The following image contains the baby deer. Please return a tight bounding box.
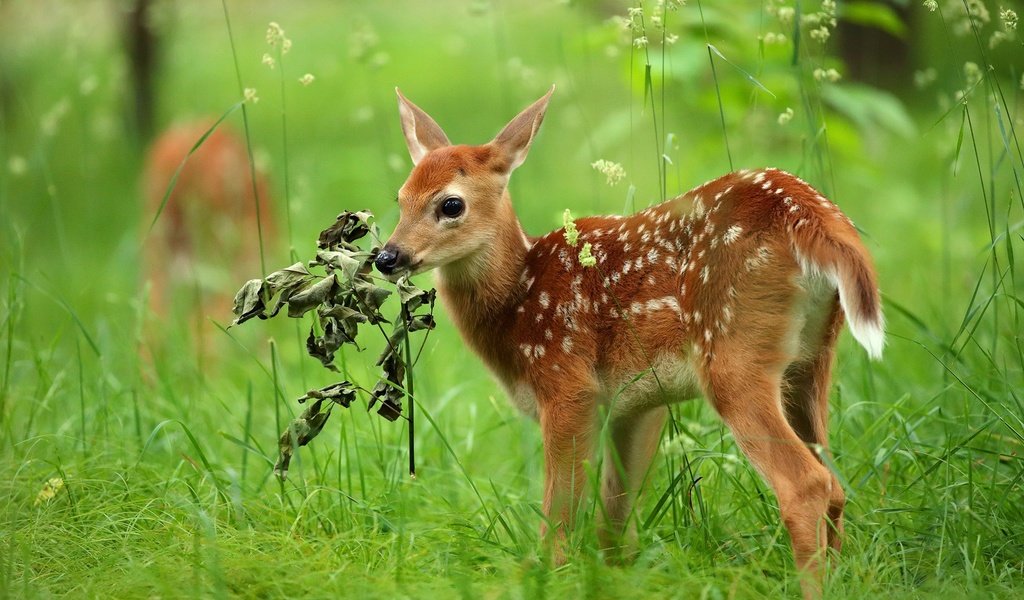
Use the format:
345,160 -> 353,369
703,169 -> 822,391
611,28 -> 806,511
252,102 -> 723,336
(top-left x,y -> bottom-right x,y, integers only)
376,88 -> 883,597
142,121 -> 274,320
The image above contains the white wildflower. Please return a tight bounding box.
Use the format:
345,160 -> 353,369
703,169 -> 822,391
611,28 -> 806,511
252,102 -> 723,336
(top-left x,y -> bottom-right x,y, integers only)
777,6 -> 795,23
923,0 -> 938,10
963,61 -> 983,87
777,107 -> 794,125
813,68 -> 841,83
1003,8 -> 1018,30
266,22 -> 286,46
914,68 -> 937,89
591,159 -> 627,186
350,26 -> 380,62
810,26 -> 830,42
298,73 -> 315,86
665,33 -> 679,44
244,87 -> 259,104
633,36 -> 649,48
262,53 -> 275,69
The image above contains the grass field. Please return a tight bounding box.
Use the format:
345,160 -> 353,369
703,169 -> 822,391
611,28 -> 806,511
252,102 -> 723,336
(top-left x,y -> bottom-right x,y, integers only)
2,1 -> 1023,598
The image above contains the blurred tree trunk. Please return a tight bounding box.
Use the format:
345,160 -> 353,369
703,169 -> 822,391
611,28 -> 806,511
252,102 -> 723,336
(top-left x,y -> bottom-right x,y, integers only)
0,0 -> 12,140
124,0 -> 158,142
837,3 -> 912,92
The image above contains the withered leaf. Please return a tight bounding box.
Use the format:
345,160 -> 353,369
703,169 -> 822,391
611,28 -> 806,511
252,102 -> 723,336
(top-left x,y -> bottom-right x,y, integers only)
368,379 -> 404,422
265,262 -> 313,295
351,278 -> 391,322
317,210 -> 375,249
231,279 -> 268,325
408,314 -> 436,332
316,249 -> 370,283
232,208 -> 439,475
287,274 -> 337,318
298,381 -> 357,407
396,276 -> 436,313
306,322 -> 345,371
274,398 -> 333,479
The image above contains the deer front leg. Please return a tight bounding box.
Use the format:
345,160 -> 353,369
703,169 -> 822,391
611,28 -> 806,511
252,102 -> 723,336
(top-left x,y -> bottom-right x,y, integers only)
538,386 -> 597,564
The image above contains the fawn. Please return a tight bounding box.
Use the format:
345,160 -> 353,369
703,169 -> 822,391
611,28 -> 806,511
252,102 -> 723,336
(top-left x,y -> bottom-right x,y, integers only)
376,88 -> 883,597
141,121 -> 274,322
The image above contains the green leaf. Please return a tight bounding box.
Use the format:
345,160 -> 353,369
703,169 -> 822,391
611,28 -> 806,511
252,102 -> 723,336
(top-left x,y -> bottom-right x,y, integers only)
821,84 -> 917,139
707,44 -> 776,98
840,2 -> 907,39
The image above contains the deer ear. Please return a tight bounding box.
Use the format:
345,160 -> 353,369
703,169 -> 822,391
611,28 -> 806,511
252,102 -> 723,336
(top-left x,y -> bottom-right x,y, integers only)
396,89 -> 451,165
489,85 -> 555,173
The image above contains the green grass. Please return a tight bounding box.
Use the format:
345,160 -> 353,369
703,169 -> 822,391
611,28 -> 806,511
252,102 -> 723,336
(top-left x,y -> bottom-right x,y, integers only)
2,1 -> 1023,598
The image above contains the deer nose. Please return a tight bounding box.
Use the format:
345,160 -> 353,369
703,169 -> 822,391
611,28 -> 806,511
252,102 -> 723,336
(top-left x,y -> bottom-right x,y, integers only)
374,245 -> 402,274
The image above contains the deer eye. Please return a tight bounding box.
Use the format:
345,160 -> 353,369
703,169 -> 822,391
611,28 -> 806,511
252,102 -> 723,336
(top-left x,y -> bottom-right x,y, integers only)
439,196 -> 465,219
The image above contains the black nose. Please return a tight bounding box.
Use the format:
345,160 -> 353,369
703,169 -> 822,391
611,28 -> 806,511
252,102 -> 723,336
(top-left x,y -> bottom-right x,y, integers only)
374,246 -> 400,274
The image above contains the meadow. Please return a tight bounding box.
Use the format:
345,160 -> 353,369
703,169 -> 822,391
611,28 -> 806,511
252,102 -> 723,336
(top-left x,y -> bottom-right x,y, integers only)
1,1 -> 1022,598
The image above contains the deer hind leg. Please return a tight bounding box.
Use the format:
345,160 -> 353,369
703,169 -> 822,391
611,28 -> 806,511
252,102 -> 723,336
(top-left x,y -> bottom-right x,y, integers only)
599,405 -> 667,561
704,354 -> 833,598
782,299 -> 847,552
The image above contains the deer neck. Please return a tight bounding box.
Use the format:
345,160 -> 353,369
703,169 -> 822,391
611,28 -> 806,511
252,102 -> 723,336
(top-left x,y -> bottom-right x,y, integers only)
435,193 -> 529,379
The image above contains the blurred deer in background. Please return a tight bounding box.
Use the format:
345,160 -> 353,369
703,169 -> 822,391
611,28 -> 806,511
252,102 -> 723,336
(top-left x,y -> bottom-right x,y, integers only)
375,88 -> 883,598
141,121 -> 274,336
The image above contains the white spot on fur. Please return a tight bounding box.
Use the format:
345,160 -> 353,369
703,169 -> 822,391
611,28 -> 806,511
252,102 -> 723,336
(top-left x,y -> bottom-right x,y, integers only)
723,225 -> 742,244
745,246 -> 772,270
693,196 -> 706,217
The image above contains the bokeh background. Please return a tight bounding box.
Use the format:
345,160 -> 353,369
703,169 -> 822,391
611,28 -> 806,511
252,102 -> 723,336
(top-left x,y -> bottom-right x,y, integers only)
1,1 -> 1022,597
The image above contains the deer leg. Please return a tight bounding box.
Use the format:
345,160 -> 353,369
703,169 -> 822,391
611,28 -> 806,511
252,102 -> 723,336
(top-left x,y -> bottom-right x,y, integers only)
599,405 -> 667,561
782,303 -> 846,551
705,362 -> 833,599
538,388 -> 597,564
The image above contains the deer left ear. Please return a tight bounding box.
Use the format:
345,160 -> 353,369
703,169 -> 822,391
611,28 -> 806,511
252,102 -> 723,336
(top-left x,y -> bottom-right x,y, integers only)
489,85 -> 555,173
396,88 -> 451,165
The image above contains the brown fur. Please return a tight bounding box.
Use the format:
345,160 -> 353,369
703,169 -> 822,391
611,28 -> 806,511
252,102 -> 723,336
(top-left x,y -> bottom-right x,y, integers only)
385,90 -> 883,599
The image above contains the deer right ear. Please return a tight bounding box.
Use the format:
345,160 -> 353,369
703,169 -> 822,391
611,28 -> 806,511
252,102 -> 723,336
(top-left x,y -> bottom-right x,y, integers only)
396,89 -> 451,165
